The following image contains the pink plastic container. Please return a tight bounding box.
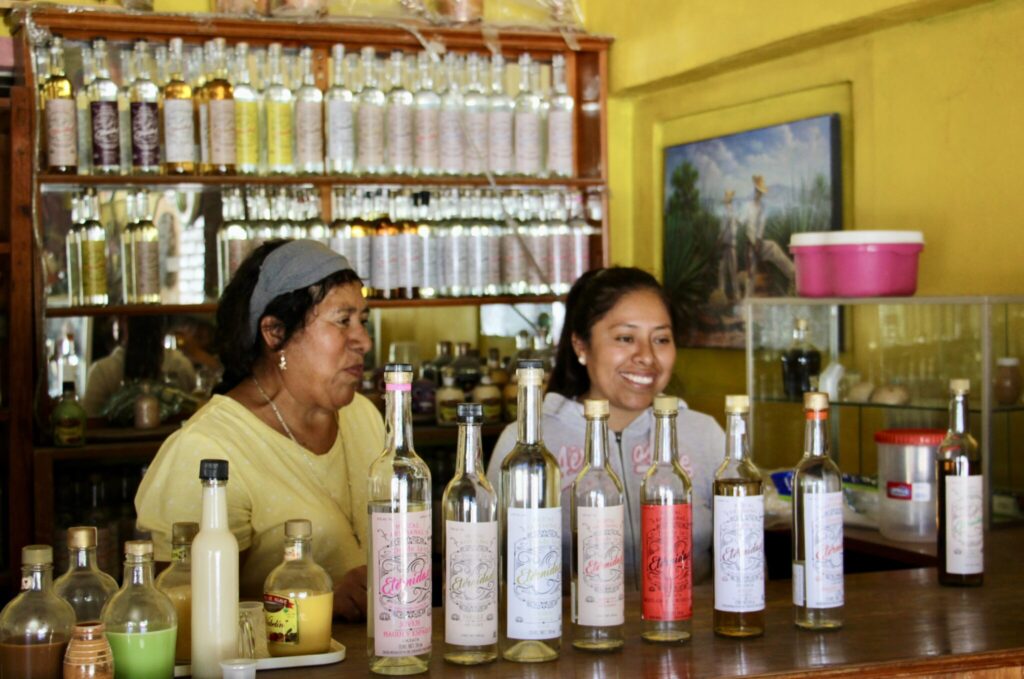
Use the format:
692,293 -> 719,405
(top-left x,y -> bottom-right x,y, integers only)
790,231 -> 924,297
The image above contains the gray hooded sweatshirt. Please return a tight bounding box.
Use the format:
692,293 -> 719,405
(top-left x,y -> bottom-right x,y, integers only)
486,392 -> 726,590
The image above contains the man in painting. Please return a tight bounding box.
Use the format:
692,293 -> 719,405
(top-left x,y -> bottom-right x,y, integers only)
743,175 -> 795,295
717,190 -> 740,302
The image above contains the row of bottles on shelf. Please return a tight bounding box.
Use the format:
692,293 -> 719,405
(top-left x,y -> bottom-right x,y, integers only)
40,33 -> 578,179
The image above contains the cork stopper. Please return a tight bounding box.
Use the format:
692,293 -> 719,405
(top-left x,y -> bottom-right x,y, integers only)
517,359 -> 544,386
653,394 -> 678,415
68,526 -> 98,549
285,519 -> 312,538
125,540 -> 153,557
583,399 -> 609,418
949,378 -> 970,394
803,391 -> 829,411
22,545 -> 53,566
171,522 -> 199,545
384,363 -> 414,384
725,395 -> 750,414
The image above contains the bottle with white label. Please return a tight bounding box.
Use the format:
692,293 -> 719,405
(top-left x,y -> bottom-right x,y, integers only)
499,359 -> 561,662
232,42 -> 260,176
937,378 -> 983,586
294,47 -> 324,175
442,403 -> 498,665
191,459 -> 239,679
264,43 -> 294,176
439,53 -> 464,175
713,395 -> 765,638
131,191 -> 160,304
81,190 -> 109,305
129,40 -> 161,175
263,519 -> 333,657
357,47 -> 386,175
42,36 -> 77,174
413,52 -> 440,176
792,392 -> 843,630
162,38 -> 195,175
384,50 -> 414,175
571,399 -> 624,651
513,53 -> 543,177
202,38 -> 236,176
325,44 -> 355,175
546,54 -> 575,177
462,53 -> 489,175
488,55 -> 514,176
367,364 -> 432,675
88,39 -> 121,176
639,394 -> 692,643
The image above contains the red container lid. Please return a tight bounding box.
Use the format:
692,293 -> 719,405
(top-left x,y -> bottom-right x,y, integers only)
874,428 -> 946,445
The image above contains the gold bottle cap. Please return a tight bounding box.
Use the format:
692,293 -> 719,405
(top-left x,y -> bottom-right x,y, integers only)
653,394 -> 678,415
68,526 -> 98,549
803,391 -> 829,411
383,364 -> 414,384
285,519 -> 313,538
725,395 -> 750,414
950,378 -> 970,394
125,540 -> 153,557
583,399 -> 609,418
172,522 -> 200,545
22,545 -> 53,566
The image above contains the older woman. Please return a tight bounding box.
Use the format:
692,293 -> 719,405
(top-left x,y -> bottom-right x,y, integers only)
136,240 -> 380,621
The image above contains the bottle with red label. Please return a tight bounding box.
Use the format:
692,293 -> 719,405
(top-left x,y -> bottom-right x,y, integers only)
367,364 -> 432,674
937,378 -> 983,587
792,392 -> 843,630
571,399 -> 625,650
639,394 -> 693,643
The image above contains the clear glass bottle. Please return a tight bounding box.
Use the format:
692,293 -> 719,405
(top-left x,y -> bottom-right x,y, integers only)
385,50 -> 414,175
367,364 -> 432,675
102,541 -> 177,678
499,359 -> 561,662
546,54 -> 575,177
216,190 -> 248,295
233,42 -> 261,176
937,378 -> 983,586
513,53 -> 543,177
121,191 -> 139,304
461,52 -> 489,175
194,42 -> 211,169
131,191 -> 160,304
162,37 -> 196,175
571,399 -> 625,651
54,526 -> 119,622
51,380 -> 87,447
792,391 -> 843,630
413,51 -> 440,176
712,395 -> 765,638
65,194 -> 84,306
370,189 -> 400,300
357,47 -> 386,175
781,318 -> 822,400
488,54 -> 513,176
81,190 -> 109,305
439,53 -> 464,176
0,545 -> 76,677
202,38 -> 236,176
264,519 -> 334,657
639,394 -> 692,643
117,48 -> 135,173
264,43 -> 295,175
129,40 -> 161,174
442,403 -> 498,665
294,46 -> 324,175
325,44 -> 356,175
88,38 -> 121,175
155,521 -> 199,664
42,35 -> 77,174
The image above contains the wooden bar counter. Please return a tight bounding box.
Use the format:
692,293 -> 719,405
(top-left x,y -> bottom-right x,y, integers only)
272,528 -> 1024,678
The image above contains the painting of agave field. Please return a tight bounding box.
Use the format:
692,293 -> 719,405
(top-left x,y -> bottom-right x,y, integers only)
662,114 -> 842,348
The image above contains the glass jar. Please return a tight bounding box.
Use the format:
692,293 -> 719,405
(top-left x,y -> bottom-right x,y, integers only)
994,357 -> 1022,406
53,526 -> 120,622
263,519 -> 333,657
64,621 -> 115,679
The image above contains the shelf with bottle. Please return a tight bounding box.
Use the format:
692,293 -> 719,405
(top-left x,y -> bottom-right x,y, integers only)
38,174 -> 606,188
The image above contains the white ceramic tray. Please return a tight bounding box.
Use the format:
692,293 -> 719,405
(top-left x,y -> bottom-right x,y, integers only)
173,640 -> 346,676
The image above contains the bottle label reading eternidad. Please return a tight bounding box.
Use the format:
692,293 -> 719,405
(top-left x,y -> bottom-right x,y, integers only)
713,495 -> 765,613
264,593 -> 299,645
641,503 -> 692,621
445,520 -> 498,646
576,505 -> 625,627
506,506 -> 561,640
945,475 -> 984,575
327,99 -> 355,164
797,491 -> 844,608
371,509 -> 432,657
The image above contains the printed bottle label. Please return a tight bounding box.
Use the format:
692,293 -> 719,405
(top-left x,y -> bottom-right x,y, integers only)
45,99 -> 77,167
326,98 -> 355,166
372,510 -> 432,657
357,103 -> 384,171
208,99 -> 236,166
576,505 -> 625,627
295,100 -> 323,168
198,102 -> 209,164
266,101 -> 294,169
90,100 -> 120,168
945,475 -> 984,575
439,108 -> 464,173
445,520 -> 498,646
464,109 -> 488,173
371,233 -> 397,291
506,506 -> 561,640
134,240 -> 160,298
488,109 -> 513,173
514,111 -> 541,175
264,593 -> 299,645
713,495 -> 765,613
414,107 -> 439,171
800,491 -> 844,608
82,240 -> 108,298
130,101 -> 160,168
234,100 -> 259,168
163,98 -> 196,164
641,503 -> 692,622
546,109 -> 574,176
386,104 -> 413,171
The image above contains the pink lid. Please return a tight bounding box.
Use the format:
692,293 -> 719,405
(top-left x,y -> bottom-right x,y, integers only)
874,428 -> 945,445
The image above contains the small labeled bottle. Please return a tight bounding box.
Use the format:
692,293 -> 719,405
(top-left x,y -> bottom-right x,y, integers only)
792,392 -> 843,630
54,526 -> 119,622
264,519 -> 334,657
88,38 -> 121,175
0,545 -> 76,678
326,44 -> 356,175
102,541 -> 178,679
357,47 -> 386,175
937,379 -> 983,586
781,318 -> 822,400
367,364 -> 432,675
571,398 -> 625,651
52,381 -> 87,447
202,38 -> 236,176
162,37 -> 195,175
640,394 -> 693,643
442,403 -> 498,665
42,35 -> 77,174
155,521 -> 199,664
129,40 -> 161,175
713,395 -> 765,638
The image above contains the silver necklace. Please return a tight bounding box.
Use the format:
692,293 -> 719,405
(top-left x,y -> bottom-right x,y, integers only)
252,375 -> 298,444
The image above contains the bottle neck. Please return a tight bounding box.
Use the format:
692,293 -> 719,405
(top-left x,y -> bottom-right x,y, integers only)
332,54 -> 345,89
455,420 -> 483,476
384,384 -> 415,454
803,410 -> 830,458
123,556 -> 155,587
70,546 -> 100,571
21,565 -> 53,593
201,479 -> 229,530
654,412 -> 677,464
170,542 -> 192,565
552,62 -> 567,95
49,46 -> 66,79
283,537 -> 311,562
584,415 -> 609,469
948,393 -> 969,435
725,411 -> 749,462
517,381 -> 543,445
518,61 -> 530,94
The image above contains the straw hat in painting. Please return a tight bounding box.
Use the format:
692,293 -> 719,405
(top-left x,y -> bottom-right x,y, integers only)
753,175 -> 768,194
723,190 -> 735,204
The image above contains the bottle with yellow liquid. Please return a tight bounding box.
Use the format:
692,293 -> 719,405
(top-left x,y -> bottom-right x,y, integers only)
232,42 -> 260,176
155,521 -> 199,664
201,38 -> 235,176
161,38 -> 195,175
41,35 -> 77,174
264,43 -> 294,176
263,519 -> 333,657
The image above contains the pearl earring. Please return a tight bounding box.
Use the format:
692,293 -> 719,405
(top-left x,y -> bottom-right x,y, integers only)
578,355 -> 586,366
278,351 -> 288,372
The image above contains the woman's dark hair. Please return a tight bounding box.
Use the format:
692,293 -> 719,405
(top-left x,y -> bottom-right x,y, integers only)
214,240 -> 362,393
123,316 -> 164,382
547,267 -> 681,399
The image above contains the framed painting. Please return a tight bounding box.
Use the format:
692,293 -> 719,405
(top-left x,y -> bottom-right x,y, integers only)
663,114 -> 842,349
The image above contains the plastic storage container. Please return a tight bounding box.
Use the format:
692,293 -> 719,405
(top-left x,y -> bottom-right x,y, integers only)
790,231 -> 924,297
874,428 -> 944,542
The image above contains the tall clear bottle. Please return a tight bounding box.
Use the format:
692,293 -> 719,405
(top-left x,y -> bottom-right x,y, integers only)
546,54 -> 575,177
413,52 -> 440,176
42,36 -> 77,174
53,526 -> 119,622
385,50 -> 414,175
88,38 -> 121,175
357,47 -> 386,175
639,394 -> 693,643
66,194 -> 85,305
155,521 -> 199,664
264,519 -> 334,657
162,38 -> 196,175
81,189 -> 109,305
438,53 -> 464,175
202,38 -> 236,176
102,541 -> 177,679
233,42 -> 261,176
326,44 -> 355,175
442,403 -> 498,665
488,54 -> 514,176
191,459 -> 239,678
264,43 -> 295,175
499,359 -> 561,662
513,53 -> 543,177
0,545 -> 76,677
571,399 -> 625,651
792,392 -> 843,630
76,44 -> 95,175
937,378 -> 983,586
462,53 -> 489,175
367,364 -> 432,675
120,192 -> 139,305
129,40 -> 161,174
713,395 -> 765,638
294,47 -> 324,174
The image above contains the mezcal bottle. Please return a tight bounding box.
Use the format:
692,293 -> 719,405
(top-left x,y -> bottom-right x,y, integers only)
53,526 -> 119,622
442,403 -> 498,665
357,47 -> 386,175
571,399 -> 625,651
233,42 -> 261,176
265,43 -> 294,175
131,191 -> 160,304
385,50 -> 414,175
294,46 -> 324,175
88,39 -> 121,175
546,54 -> 575,177
513,53 -> 543,177
162,38 -> 196,175
413,52 -> 440,176
792,392 -> 844,630
937,379 -> 983,586
499,359 -> 561,662
42,35 -> 77,174
81,189 -> 109,305
488,54 -> 513,175
263,519 -> 333,657
66,194 -> 84,305
202,38 -> 235,176
438,53 -> 464,175
129,40 -> 161,175
368,364 -> 432,675
462,52 -> 489,175
325,44 -> 355,175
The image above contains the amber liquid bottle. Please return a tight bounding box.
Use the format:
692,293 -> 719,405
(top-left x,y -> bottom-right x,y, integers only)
42,36 -> 77,174
162,37 -> 195,175
937,378 -> 983,586
201,38 -> 235,176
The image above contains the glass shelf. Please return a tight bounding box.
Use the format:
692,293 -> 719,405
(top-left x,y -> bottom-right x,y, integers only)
38,173 -> 606,189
